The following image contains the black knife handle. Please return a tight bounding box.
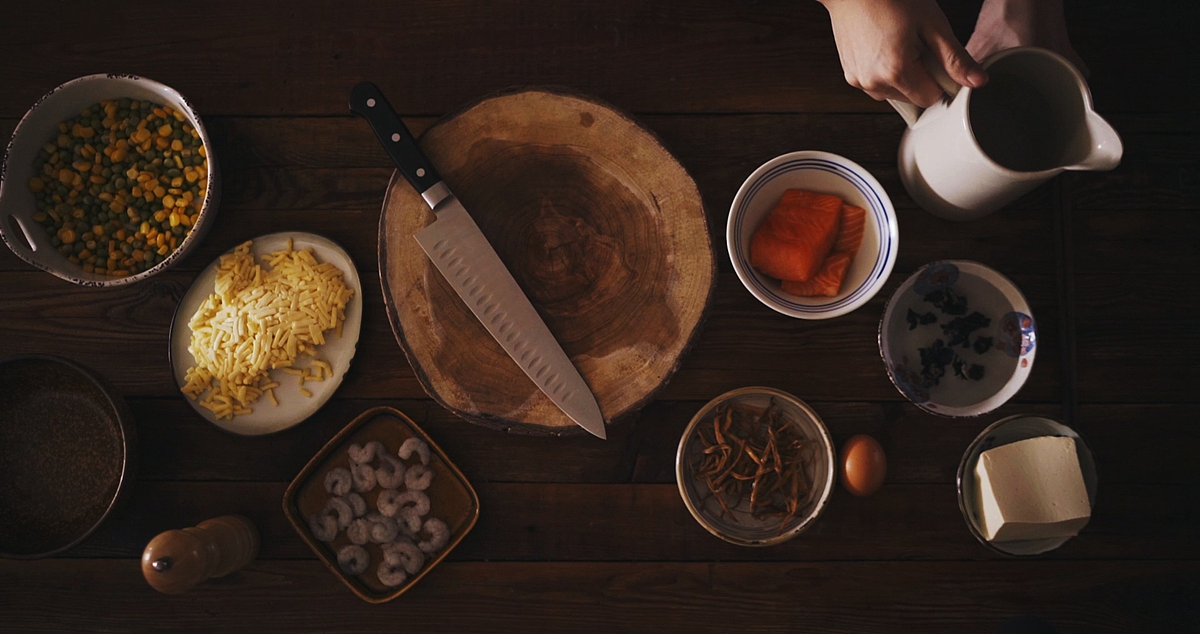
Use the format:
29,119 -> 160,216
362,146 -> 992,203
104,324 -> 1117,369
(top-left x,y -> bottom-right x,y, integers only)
349,81 -> 442,194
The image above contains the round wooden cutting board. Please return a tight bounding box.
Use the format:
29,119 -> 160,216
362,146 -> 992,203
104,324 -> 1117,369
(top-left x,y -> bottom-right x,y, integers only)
379,88 -> 715,435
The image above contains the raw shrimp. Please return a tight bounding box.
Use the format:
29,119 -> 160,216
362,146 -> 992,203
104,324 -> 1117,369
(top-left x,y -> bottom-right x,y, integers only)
351,461 -> 377,493
418,518 -> 449,554
404,463 -> 433,491
398,507 -> 422,535
344,492 -> 367,518
348,440 -> 388,464
375,560 -> 408,588
324,496 -> 354,530
398,437 -> 430,466
398,490 -> 430,517
307,513 -> 338,542
369,515 -> 400,544
337,544 -> 370,576
375,454 -> 406,489
324,467 -> 352,496
346,517 -> 372,545
376,488 -> 403,518
383,539 -> 425,575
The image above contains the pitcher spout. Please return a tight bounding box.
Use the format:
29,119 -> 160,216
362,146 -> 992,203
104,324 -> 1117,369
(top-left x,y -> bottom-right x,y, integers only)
1066,111 -> 1123,171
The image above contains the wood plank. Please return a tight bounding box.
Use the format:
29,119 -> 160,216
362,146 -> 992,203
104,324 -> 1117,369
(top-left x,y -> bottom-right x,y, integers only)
1073,274 -> 1200,403
68,480 -> 1197,563
122,398 -> 1195,487
0,271 -> 1064,401
1,559 -> 1195,632
1065,135 -> 1199,211
1,115 -> 1063,275
128,399 -> 1066,484
1,0 -> 1192,117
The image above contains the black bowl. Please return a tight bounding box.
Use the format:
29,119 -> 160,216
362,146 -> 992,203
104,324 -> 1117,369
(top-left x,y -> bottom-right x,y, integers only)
0,355 -> 137,558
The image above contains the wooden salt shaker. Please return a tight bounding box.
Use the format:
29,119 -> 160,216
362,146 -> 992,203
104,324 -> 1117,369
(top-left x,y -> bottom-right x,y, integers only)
141,515 -> 260,594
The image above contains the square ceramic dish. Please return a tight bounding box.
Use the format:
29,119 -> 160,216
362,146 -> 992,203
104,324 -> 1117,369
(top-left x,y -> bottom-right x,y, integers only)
283,406 -> 479,603
675,387 -> 835,547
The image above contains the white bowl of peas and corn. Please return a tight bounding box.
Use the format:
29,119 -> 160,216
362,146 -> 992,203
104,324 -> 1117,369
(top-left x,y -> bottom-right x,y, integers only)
0,74 -> 218,285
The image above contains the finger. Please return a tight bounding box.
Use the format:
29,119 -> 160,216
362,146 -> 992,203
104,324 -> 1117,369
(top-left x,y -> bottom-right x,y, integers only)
891,64 -> 943,109
926,27 -> 988,89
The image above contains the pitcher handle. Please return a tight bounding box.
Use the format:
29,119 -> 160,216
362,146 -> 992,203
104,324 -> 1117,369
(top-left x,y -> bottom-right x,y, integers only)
887,55 -> 963,128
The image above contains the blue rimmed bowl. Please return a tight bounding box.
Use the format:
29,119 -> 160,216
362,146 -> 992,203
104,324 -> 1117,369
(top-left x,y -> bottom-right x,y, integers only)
879,260 -> 1037,417
727,151 -> 898,320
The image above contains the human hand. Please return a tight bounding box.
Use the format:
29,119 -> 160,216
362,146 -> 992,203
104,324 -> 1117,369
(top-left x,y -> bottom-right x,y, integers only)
966,0 -> 1088,76
818,0 -> 987,107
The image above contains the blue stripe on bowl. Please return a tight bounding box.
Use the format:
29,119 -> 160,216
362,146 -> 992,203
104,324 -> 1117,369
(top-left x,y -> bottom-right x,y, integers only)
734,158 -> 893,313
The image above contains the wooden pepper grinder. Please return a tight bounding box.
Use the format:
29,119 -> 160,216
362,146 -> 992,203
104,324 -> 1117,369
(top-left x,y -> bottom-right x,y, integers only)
141,515 -> 260,594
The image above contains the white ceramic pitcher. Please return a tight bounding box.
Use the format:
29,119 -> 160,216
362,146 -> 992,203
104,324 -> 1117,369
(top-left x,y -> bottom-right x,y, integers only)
893,47 -> 1123,221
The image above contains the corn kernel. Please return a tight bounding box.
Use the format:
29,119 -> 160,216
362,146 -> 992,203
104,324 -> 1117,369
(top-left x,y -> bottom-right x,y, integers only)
173,155 -> 183,169
109,201 -> 124,214
28,178 -> 44,192
78,248 -> 92,259
111,148 -> 127,162
169,211 -> 180,227
157,244 -> 169,256
140,221 -> 150,234
162,195 -> 175,208
170,139 -> 183,151
170,176 -> 183,188
157,124 -> 172,136
131,186 -> 143,197
133,249 -> 145,263
153,210 -> 167,222
99,192 -> 114,201
198,145 -> 206,157
155,137 -> 169,150
90,175 -> 106,184
58,169 -> 73,184
153,186 -> 165,198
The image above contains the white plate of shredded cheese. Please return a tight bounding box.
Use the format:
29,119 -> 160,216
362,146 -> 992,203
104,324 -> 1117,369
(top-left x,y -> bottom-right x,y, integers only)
170,232 -> 363,435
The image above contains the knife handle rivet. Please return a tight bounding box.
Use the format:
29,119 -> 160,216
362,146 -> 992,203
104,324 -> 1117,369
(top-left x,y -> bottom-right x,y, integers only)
417,168 -> 426,177
391,132 -> 401,142
366,98 -> 376,107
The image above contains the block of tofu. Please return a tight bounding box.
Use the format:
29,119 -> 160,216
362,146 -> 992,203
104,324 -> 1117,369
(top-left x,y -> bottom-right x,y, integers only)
974,436 -> 1091,543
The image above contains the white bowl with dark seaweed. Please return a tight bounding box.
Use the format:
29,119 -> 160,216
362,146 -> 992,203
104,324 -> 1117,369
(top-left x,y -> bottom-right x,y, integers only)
878,260 -> 1036,417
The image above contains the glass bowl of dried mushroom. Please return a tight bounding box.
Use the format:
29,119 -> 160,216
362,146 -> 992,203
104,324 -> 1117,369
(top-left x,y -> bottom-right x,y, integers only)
879,260 -> 1037,417
675,387 -> 836,547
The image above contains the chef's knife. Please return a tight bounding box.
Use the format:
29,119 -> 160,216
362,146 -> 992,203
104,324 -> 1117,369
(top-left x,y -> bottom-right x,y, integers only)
350,81 -> 607,440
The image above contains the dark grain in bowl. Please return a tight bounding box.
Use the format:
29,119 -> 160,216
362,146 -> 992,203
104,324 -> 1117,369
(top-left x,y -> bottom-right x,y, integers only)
0,355 -> 135,558
283,406 -> 479,603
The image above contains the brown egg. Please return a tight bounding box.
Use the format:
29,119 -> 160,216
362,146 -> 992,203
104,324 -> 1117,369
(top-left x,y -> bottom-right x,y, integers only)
841,434 -> 887,497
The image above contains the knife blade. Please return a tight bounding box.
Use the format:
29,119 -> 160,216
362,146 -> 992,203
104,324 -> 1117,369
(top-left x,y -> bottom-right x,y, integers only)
350,81 -> 606,439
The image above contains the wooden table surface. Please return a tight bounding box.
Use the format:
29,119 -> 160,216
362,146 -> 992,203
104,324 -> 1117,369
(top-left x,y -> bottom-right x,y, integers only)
1,1 -> 1196,631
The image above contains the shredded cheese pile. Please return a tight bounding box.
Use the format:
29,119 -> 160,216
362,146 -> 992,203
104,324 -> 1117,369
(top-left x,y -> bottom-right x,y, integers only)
181,239 -> 354,419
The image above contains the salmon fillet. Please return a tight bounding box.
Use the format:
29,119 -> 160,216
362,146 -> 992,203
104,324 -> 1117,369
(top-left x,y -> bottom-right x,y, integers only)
749,191 -> 842,282
782,203 -> 867,297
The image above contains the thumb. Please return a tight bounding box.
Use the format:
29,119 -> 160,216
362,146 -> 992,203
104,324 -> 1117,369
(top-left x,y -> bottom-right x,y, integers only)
926,28 -> 988,89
